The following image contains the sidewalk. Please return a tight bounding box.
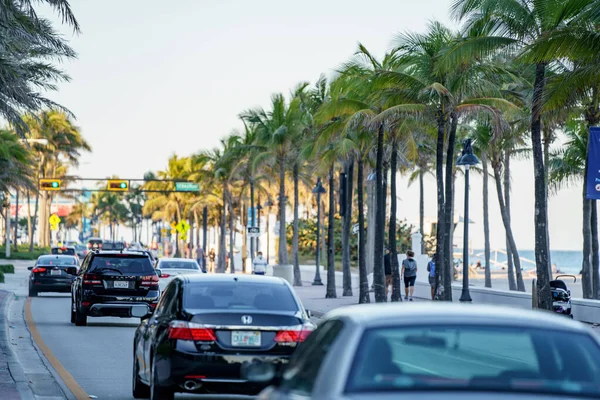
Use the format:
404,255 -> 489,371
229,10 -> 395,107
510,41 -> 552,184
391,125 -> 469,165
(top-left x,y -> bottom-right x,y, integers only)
0,290 -> 23,400
273,264 -> 428,318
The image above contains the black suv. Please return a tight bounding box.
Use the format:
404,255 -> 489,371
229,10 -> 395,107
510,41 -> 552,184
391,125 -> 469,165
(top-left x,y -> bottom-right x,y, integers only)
71,251 -> 160,326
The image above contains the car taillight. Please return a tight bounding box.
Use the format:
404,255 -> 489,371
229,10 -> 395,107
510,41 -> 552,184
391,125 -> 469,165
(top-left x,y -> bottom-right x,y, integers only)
32,267 -> 46,273
83,273 -> 102,285
168,321 -> 216,341
274,325 -> 314,343
141,275 -> 159,286
159,273 -> 170,278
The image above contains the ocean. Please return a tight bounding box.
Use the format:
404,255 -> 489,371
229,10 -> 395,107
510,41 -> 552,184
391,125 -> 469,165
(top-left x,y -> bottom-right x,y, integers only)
470,249 -> 583,275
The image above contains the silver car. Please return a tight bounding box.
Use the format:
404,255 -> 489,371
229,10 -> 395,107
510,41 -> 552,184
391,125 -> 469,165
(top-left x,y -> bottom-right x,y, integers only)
156,257 -> 203,290
246,303 -> 600,399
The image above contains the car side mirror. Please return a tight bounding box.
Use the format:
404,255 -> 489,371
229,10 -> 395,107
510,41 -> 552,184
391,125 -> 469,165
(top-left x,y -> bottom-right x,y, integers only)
305,309 -> 312,318
27,266 -> 33,271
155,269 -> 162,277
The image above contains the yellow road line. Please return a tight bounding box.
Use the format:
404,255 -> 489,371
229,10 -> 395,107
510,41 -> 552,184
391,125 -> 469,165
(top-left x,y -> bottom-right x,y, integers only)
25,297 -> 89,400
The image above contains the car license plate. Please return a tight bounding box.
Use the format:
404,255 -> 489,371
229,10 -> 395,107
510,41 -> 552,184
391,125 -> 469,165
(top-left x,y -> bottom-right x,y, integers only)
231,331 -> 261,347
113,281 -> 129,289
50,269 -> 61,276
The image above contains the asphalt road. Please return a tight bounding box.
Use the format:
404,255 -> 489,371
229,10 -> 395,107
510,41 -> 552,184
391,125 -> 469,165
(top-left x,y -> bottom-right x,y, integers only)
30,293 -> 252,399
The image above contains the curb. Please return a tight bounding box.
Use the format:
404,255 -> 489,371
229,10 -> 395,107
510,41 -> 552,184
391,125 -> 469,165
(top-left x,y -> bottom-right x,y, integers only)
0,291 -> 36,400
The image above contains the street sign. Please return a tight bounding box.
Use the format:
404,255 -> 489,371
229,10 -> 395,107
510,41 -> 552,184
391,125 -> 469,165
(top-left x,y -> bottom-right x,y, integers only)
161,228 -> 167,235
176,221 -> 190,234
352,223 -> 359,235
107,180 -> 129,191
170,229 -> 177,235
175,182 -> 200,192
180,234 -> 188,241
170,221 -> 177,229
49,214 -> 61,225
40,179 -> 61,191
247,227 -> 260,238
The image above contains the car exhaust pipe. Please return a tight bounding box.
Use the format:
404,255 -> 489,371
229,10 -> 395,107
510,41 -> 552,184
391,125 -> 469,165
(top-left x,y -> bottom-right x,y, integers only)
183,380 -> 201,391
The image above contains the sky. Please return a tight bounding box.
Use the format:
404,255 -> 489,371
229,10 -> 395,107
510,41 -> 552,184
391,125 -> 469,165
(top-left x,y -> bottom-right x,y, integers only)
37,0 -> 585,251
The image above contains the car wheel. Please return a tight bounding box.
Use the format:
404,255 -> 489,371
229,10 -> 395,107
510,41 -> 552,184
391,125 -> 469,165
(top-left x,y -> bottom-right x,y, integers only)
132,348 -> 150,398
150,355 -> 174,400
74,303 -> 87,327
70,301 -> 76,324
29,287 -> 38,297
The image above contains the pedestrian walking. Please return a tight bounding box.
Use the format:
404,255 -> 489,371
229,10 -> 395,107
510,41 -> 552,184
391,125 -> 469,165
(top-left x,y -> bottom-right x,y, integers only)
384,247 -> 392,298
401,250 -> 418,301
427,253 -> 436,300
195,245 -> 205,272
253,251 -> 268,275
208,248 -> 216,273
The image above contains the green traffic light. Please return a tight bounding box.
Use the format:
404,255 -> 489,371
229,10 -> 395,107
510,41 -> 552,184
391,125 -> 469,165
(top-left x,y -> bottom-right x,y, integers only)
120,182 -> 127,189
52,182 -> 58,188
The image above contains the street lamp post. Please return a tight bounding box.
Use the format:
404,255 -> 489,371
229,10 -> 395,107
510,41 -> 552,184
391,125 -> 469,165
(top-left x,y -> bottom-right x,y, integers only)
264,200 -> 273,265
256,203 -> 263,253
457,138 -> 480,302
312,178 -> 326,286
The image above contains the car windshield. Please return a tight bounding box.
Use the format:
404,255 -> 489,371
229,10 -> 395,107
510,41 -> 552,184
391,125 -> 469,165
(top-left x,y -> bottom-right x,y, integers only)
37,256 -> 77,266
345,324 -> 600,397
183,281 -> 299,312
88,255 -> 154,275
159,260 -> 199,270
51,247 -> 75,255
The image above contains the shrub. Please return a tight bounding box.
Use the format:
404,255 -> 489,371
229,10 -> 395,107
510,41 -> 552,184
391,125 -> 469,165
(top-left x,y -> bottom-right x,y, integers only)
0,264 -> 14,273
0,271 -> 4,283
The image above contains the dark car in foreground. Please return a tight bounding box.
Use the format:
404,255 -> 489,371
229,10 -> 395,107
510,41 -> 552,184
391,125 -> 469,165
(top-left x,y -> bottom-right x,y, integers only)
28,255 -> 79,297
246,303 -> 600,400
70,251 -> 160,326
132,274 -> 314,400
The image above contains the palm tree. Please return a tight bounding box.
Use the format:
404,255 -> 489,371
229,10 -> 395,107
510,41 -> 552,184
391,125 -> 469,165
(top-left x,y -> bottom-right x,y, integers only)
0,131 -> 35,194
242,93 -> 304,268
0,0 -> 79,136
451,0 -> 598,309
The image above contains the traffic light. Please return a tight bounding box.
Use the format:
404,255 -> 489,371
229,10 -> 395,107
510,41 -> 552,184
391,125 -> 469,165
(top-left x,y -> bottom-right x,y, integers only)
107,180 -> 129,191
40,178 -> 61,191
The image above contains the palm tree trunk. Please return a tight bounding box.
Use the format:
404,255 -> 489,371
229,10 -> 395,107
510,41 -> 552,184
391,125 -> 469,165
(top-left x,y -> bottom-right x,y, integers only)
326,164 -> 337,299
389,143 -> 401,302
341,158 -> 353,296
434,109 -> 447,300
374,124 -> 386,302
357,159 -> 370,304
592,201 -> 599,299
419,169 -> 425,254
443,113 -> 457,294
493,166 -> 524,291
229,198 -> 235,274
481,154 -> 492,288
505,152 -> 525,291
218,187 -> 227,273
532,62 -> 552,310
278,156 -> 289,265
582,190 -> 593,299
504,154 -> 517,290
292,164 -> 302,286
366,178 -> 376,277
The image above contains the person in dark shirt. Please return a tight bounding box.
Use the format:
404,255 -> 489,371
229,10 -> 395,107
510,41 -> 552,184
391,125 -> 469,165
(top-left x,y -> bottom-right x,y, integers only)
384,247 -> 392,298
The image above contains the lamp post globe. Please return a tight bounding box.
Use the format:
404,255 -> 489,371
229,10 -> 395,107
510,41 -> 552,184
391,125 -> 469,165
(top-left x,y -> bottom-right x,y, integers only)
456,138 -> 480,302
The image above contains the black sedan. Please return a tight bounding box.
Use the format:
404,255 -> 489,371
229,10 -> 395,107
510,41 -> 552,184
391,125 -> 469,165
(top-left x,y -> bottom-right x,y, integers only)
28,255 -> 79,297
132,274 -> 314,400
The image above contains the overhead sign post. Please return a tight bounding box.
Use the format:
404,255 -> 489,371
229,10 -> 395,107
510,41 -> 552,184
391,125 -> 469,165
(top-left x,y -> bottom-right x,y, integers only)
247,227 -> 260,238
175,182 -> 200,192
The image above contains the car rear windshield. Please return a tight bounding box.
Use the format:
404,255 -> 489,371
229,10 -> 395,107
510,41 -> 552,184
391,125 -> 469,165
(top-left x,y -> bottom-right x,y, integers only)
88,255 -> 154,275
51,247 -> 75,255
183,281 -> 299,312
160,261 -> 199,270
345,324 -> 600,397
38,256 -> 77,266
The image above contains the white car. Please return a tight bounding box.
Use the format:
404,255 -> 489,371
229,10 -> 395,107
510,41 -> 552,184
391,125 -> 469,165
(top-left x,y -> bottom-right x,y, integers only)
156,258 -> 203,289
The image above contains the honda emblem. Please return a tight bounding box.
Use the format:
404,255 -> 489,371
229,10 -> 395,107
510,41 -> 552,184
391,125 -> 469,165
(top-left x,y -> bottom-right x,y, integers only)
241,315 -> 252,324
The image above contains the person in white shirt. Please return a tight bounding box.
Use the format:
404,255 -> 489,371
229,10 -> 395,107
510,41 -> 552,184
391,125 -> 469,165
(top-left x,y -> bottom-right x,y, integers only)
253,252 -> 268,275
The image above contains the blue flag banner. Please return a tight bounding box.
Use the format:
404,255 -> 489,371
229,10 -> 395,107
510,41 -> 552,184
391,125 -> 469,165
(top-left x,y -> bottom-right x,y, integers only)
586,127 -> 600,199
